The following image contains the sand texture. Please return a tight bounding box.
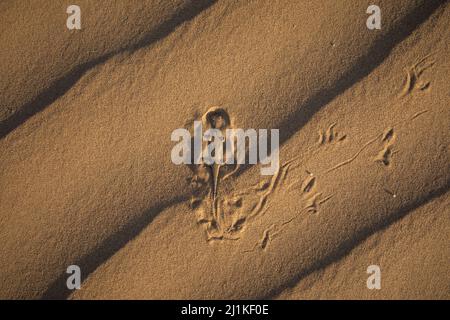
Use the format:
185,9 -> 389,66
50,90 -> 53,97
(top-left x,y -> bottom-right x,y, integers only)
0,0 -> 449,299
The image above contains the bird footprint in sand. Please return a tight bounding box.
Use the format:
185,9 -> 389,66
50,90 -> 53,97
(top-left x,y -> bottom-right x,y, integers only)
399,54 -> 434,97
318,123 -> 346,145
374,128 -> 397,166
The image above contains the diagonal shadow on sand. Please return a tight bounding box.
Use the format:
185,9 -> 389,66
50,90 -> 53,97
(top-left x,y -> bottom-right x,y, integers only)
265,183 -> 450,299
0,0 -> 218,139
41,194 -> 189,299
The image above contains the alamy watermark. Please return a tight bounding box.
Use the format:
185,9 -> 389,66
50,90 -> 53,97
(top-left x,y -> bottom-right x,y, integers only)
171,108 -> 279,175
66,265 -> 81,290
367,264 -> 381,290
366,5 -> 381,30
66,5 -> 81,30
171,122 -> 279,175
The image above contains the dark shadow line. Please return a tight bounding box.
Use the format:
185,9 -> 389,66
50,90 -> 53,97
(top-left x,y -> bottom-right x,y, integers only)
214,0 -> 446,183
0,54 -> 110,139
41,194 -> 189,300
263,181 -> 450,300
0,0 -> 217,139
276,0 -> 445,145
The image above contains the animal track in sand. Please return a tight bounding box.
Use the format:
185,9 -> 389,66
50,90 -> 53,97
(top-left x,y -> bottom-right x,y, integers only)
288,169 -> 333,216
188,107 -> 286,241
190,107 -> 431,243
399,54 -> 434,97
240,108 -> 428,251
192,167 -> 288,241
324,134 -> 381,174
318,123 -> 346,145
243,224 -> 281,253
244,168 -> 333,253
302,175 -> 316,193
374,128 -> 397,166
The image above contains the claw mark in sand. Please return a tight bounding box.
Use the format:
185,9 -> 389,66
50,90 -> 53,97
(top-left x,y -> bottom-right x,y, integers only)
399,54 -> 434,97
304,192 -> 333,214
243,225 -> 281,253
374,128 -> 397,166
382,128 -> 394,142
302,175 -> 316,193
374,145 -> 393,166
259,225 -> 281,250
318,123 -> 346,145
287,169 -> 315,191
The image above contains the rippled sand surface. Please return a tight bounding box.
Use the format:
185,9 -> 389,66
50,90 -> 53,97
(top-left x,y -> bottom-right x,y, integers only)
0,0 -> 448,299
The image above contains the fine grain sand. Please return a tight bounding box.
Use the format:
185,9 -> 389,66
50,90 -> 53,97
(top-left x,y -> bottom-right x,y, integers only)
0,0 -> 449,299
